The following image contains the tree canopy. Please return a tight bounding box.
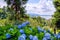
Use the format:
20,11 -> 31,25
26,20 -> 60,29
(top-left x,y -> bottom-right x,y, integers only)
4,0 -> 28,20
53,0 -> 60,29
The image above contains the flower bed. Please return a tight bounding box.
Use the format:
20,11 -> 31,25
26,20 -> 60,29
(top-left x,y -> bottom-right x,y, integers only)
0,21 -> 60,40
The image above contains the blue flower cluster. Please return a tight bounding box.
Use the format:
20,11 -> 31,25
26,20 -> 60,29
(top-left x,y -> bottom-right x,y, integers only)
6,33 -> 11,39
33,36 -> 38,40
37,26 -> 44,32
43,33 -> 51,40
56,33 -> 60,39
18,34 -> 26,40
5,21 -> 60,40
18,21 -> 29,28
29,35 -> 33,40
29,35 -> 38,40
19,29 -> 24,34
18,35 -> 25,40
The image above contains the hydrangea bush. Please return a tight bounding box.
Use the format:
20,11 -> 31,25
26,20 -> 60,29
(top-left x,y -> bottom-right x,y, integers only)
0,21 -> 60,40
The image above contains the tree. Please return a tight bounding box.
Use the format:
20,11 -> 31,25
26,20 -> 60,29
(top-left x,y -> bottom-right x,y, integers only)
53,0 -> 60,29
4,0 -> 28,20
0,7 -> 7,19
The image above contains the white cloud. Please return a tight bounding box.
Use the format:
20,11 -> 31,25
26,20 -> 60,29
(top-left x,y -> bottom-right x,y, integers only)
0,0 -> 56,19
0,0 -> 7,8
25,0 -> 56,19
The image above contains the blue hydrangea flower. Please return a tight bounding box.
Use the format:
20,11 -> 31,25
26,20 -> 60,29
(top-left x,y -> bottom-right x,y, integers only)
37,27 -> 41,32
21,23 -> 26,27
18,25 -> 22,29
25,21 -> 30,25
44,33 -> 51,39
29,35 -> 33,40
6,33 -> 11,39
43,30 -> 46,33
18,35 -> 25,40
18,21 -> 29,28
21,34 -> 26,38
19,29 -> 24,34
37,26 -> 43,32
54,34 -> 57,37
33,36 -> 38,40
57,33 -> 60,38
43,37 -> 47,40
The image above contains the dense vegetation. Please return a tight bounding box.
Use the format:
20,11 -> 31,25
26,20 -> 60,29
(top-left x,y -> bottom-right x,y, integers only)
0,21 -> 60,40
53,0 -> 60,29
0,0 -> 60,40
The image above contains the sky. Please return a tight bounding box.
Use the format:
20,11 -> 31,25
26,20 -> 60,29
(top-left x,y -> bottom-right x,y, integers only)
0,0 -> 7,8
0,0 -> 56,19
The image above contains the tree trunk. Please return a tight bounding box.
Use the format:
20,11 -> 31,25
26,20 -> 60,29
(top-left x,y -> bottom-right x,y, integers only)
54,27 -> 56,34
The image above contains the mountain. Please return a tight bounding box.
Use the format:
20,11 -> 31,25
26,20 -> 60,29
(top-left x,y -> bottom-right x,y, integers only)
27,13 -> 40,17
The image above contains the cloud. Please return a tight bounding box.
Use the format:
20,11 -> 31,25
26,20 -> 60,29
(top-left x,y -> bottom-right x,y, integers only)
0,0 -> 7,8
25,0 -> 56,19
0,0 -> 56,19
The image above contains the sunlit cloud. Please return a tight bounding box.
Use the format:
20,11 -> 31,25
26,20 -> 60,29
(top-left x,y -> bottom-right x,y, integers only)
0,0 -> 7,8
0,0 -> 56,19
26,0 -> 56,19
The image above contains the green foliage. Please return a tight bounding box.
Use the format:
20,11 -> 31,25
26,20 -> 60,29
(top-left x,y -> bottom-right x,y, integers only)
53,0 -> 60,29
0,0 -> 46,27
0,8 -> 7,19
4,0 -> 28,20
0,24 -> 20,40
28,16 -> 46,27
36,32 -> 44,40
0,24 -> 58,40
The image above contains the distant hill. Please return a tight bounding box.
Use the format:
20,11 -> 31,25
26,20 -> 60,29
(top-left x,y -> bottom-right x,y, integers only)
28,13 -> 40,17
